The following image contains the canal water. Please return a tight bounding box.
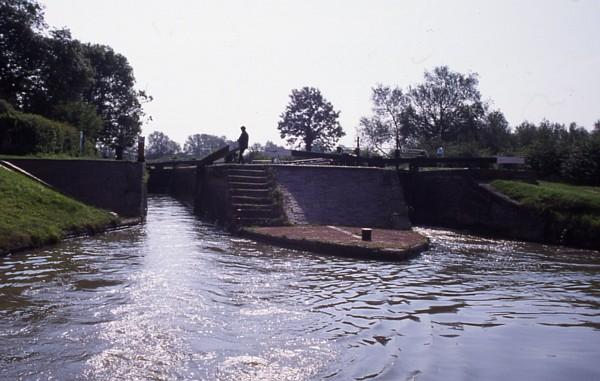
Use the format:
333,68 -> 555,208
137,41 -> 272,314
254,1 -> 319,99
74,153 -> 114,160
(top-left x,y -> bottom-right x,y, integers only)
1,195 -> 599,381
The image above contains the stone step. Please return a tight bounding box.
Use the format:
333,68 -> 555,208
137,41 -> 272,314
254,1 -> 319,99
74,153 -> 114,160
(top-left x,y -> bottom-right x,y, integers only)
233,216 -> 285,227
228,169 -> 267,177
228,181 -> 271,190
228,175 -> 268,184
232,203 -> 274,210
232,207 -> 280,218
231,195 -> 272,205
232,202 -> 278,209
230,188 -> 271,197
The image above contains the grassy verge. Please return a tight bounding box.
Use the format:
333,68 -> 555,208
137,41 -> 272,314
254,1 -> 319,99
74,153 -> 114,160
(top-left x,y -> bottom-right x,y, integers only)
490,180 -> 600,248
0,167 -> 119,254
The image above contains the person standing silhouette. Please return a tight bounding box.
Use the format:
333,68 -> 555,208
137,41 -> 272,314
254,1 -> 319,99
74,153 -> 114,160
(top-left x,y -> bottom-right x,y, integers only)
237,125 -> 249,163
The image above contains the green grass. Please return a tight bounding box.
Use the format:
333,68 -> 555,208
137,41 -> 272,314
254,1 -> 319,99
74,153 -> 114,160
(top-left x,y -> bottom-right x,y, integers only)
490,180 -> 600,213
490,180 -> 600,247
0,167 -> 119,254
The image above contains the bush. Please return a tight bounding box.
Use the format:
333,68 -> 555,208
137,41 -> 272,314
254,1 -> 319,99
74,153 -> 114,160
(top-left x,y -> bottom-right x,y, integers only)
0,99 -> 16,114
0,101 -> 80,155
560,139 -> 600,185
52,101 -> 103,141
525,141 -> 564,178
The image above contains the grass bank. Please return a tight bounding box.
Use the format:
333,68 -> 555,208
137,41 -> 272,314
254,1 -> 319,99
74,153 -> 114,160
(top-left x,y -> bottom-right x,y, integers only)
0,167 -> 119,255
490,180 -> 600,249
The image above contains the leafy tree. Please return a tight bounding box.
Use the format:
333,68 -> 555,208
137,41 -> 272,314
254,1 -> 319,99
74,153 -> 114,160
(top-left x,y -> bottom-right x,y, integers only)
478,110 -> 512,154
560,140 -> 600,185
564,122 -> 589,146
29,29 -> 94,116
359,85 -> 407,156
0,2 -> 92,114
145,131 -> 181,160
0,0 -> 150,159
83,44 -> 151,160
51,101 -> 103,145
515,120 -> 568,177
264,141 -> 280,151
403,66 -> 487,144
0,0 -> 46,108
512,121 -> 538,148
183,133 -> 228,157
245,142 -> 265,162
277,87 -> 344,151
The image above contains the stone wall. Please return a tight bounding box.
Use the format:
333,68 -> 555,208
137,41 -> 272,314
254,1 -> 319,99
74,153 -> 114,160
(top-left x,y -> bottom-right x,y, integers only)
195,165 -> 233,225
272,165 -> 410,229
7,159 -> 146,217
168,166 -> 197,208
400,170 -> 546,241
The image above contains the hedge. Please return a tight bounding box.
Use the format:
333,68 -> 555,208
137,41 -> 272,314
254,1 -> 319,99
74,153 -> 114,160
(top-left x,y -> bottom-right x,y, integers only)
0,100 -> 80,155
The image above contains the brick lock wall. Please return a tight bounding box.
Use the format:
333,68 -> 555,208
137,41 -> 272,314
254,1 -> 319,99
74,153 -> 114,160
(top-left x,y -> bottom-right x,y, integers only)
403,170 -> 546,241
7,159 -> 145,217
272,165 -> 411,229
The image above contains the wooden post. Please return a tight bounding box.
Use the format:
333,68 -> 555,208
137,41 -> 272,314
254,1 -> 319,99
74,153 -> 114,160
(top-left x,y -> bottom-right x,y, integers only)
138,136 -> 145,162
361,228 -> 372,241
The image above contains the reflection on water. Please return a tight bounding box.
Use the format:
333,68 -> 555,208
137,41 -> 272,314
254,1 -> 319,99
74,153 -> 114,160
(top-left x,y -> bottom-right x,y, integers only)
1,196 -> 599,380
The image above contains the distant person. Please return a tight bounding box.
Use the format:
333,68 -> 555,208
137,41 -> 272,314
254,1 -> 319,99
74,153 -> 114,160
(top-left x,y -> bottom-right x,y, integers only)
237,125 -> 249,163
436,146 -> 445,158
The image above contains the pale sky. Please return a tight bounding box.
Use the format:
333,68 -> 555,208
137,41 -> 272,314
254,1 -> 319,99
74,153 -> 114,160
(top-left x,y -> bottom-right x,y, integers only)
42,0 -> 600,148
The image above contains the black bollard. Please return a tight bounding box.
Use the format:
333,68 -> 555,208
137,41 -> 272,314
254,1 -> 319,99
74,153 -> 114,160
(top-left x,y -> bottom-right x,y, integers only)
361,228 -> 372,241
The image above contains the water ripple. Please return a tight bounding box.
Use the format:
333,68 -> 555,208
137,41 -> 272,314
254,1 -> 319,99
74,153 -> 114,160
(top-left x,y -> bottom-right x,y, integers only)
1,196 -> 599,380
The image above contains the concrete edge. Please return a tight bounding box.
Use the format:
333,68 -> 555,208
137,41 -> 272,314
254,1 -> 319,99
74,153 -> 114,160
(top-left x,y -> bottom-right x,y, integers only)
0,218 -> 143,257
239,228 -> 429,262
0,160 -> 57,191
478,183 -> 525,207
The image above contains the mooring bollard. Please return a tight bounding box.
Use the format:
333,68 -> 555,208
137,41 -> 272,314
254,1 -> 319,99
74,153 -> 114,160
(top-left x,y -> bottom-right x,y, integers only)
361,228 -> 372,241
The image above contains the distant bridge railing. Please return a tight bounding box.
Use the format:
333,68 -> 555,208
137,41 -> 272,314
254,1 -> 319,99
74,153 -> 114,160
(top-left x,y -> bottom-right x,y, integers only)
290,150 -> 501,169
146,146 -> 520,171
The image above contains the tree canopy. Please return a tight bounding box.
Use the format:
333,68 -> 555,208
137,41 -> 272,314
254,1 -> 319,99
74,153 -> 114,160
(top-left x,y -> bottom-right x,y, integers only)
359,85 -> 407,155
145,131 -> 180,160
83,44 -> 151,159
403,66 -> 486,143
183,133 -> 229,158
0,0 -> 46,108
277,87 -> 344,152
0,0 -> 150,159
359,66 -> 504,156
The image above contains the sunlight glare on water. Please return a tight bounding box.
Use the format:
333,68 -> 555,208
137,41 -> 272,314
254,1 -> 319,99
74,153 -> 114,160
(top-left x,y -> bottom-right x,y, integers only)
1,196 -> 599,380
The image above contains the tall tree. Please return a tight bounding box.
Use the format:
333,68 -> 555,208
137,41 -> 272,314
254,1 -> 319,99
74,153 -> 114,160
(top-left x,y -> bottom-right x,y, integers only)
183,133 -> 228,157
0,0 -> 150,158
83,44 -> 151,160
29,29 -> 94,116
478,110 -> 512,154
145,131 -> 181,160
515,120 -> 568,176
0,0 -> 46,108
359,85 -> 407,155
277,87 -> 344,152
403,66 -> 487,144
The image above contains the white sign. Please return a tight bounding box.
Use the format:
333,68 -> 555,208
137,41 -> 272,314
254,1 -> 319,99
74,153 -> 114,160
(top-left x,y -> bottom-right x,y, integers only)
497,156 -> 525,165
